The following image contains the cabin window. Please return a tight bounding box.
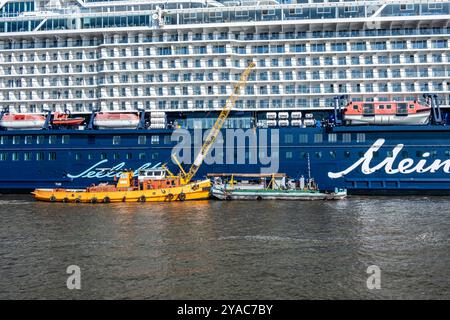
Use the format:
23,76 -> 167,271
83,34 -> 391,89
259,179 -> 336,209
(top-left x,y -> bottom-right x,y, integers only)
36,152 -> 44,161
139,153 -> 146,160
75,153 -> 81,160
328,134 -> 337,143
164,135 -> 172,144
386,105 -> 392,110
114,153 -> 120,160
101,153 -> 107,160
286,151 -> 293,159
445,151 -> 450,158
151,135 -> 159,144
402,151 -> 409,158
416,151 -> 423,157
24,152 -> 31,161
48,135 -> 57,144
315,152 -> 322,159
12,152 -> 19,161
126,153 -> 132,160
353,105 -> 358,110
373,151 -> 379,158
0,136 -> 5,144
12,136 -> 20,145
49,152 -> 56,161
378,105 -> 385,110
409,104 -> 415,109
0,153 -> 7,161
342,133 -> 351,143
329,151 -> 336,158
151,152 -> 159,160
284,134 -> 294,144
138,136 -> 146,144
88,154 -> 93,160
62,135 -> 70,144
387,151 -> 393,157
344,151 -> 351,158
37,136 -> 44,144
25,136 -> 33,144
430,151 -> 437,158
299,134 -> 308,143
358,151 -> 365,157
113,136 -> 121,145
356,133 -> 366,143
300,152 -> 308,159
314,134 -> 323,143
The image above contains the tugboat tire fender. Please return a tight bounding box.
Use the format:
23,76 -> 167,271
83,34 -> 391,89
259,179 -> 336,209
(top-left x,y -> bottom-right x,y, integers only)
62,197 -> 69,203
178,192 -> 186,201
49,195 -> 57,202
90,197 -> 98,204
139,195 -> 146,202
103,196 -> 111,203
166,193 -> 174,201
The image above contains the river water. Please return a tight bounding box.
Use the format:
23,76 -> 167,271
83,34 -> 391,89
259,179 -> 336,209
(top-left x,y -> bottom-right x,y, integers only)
0,195 -> 449,299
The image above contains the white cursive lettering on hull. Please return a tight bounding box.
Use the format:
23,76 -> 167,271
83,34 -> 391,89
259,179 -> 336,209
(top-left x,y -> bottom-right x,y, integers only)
67,160 -> 162,179
328,138 -> 450,179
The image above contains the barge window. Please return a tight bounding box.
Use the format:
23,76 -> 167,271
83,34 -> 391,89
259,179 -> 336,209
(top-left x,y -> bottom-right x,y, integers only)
299,134 -> 308,143
0,153 -> 6,161
139,153 -> 146,160
342,133 -> 351,143
36,152 -> 44,161
328,134 -> 337,143
48,135 -> 57,144
37,136 -> 44,144
151,136 -> 159,144
12,136 -> 20,145
314,134 -> 323,143
138,136 -> 146,145
49,152 -> 56,161
12,152 -> 19,161
24,152 -> 31,161
112,136 -> 121,145
62,135 -> 70,144
356,133 -> 366,143
286,151 -> 293,159
25,136 -> 33,144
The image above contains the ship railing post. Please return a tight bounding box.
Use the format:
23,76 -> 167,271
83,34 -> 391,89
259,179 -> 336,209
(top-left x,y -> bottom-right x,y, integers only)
432,94 -> 443,124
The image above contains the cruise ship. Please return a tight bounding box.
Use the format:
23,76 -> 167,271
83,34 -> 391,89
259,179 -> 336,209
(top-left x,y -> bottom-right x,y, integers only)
0,0 -> 449,194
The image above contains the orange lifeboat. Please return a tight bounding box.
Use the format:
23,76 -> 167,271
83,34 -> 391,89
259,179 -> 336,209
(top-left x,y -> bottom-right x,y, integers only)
93,113 -> 140,129
0,114 -> 46,130
52,112 -> 85,126
343,101 -> 431,125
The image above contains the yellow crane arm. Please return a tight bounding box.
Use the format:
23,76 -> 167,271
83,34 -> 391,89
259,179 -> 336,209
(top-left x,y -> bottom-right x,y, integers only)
179,62 -> 255,184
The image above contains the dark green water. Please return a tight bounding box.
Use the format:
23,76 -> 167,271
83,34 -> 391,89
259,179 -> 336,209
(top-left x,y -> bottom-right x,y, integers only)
0,195 -> 449,299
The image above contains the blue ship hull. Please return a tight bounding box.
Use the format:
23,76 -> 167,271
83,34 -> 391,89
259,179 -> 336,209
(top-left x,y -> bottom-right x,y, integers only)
1,125 -> 450,194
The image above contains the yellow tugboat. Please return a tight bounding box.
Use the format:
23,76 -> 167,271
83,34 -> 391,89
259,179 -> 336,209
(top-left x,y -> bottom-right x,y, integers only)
32,168 -> 211,203
32,62 -> 256,203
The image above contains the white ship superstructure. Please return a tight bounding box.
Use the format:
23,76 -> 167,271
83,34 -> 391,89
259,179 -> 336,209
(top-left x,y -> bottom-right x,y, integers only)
0,0 -> 449,114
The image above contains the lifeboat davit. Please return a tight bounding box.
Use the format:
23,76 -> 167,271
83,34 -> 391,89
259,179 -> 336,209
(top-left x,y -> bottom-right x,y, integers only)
52,112 -> 85,126
0,114 -> 46,130
343,101 -> 431,125
93,113 -> 140,129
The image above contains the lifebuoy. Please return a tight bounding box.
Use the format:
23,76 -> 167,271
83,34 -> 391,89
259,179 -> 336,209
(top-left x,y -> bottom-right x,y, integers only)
178,192 -> 186,201
103,196 -> 111,203
90,197 -> 98,204
166,193 -> 174,201
139,195 -> 146,202
49,195 -> 57,202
